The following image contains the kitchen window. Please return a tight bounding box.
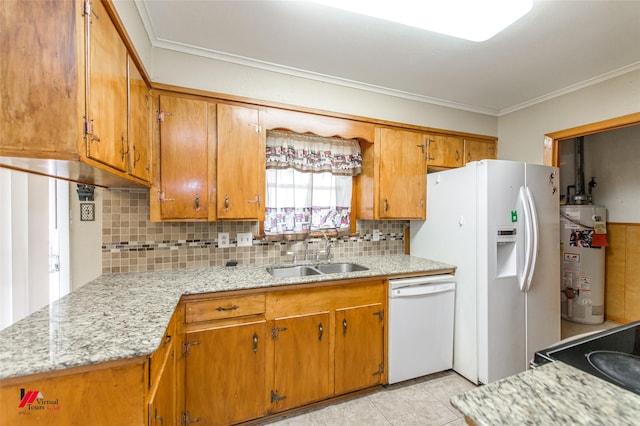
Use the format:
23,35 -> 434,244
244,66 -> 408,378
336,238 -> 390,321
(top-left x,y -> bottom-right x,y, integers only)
264,130 -> 362,241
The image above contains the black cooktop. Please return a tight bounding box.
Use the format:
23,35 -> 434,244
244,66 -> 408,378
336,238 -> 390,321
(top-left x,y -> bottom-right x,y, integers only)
534,321 -> 640,395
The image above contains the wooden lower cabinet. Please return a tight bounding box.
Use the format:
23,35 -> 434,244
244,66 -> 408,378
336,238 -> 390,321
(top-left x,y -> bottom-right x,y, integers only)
180,279 -> 386,425
335,303 -> 385,395
184,320 -> 268,425
0,360 -> 146,425
271,312 -> 332,412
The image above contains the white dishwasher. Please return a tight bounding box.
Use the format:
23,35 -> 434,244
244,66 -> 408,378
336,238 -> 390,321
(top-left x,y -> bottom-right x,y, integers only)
388,274 -> 456,384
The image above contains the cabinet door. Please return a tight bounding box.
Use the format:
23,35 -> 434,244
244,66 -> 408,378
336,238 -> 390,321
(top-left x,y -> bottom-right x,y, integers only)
464,138 -> 497,163
378,128 -> 426,219
128,56 -> 151,182
85,0 -> 128,172
271,312 -> 331,412
148,347 -> 175,426
426,135 -> 464,168
185,321 -> 267,425
335,304 -> 384,395
157,94 -> 208,219
216,103 -> 265,220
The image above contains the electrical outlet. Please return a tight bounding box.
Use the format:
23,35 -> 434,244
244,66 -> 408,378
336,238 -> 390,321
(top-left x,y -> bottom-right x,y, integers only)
372,229 -> 381,242
237,232 -> 253,247
218,232 -> 230,248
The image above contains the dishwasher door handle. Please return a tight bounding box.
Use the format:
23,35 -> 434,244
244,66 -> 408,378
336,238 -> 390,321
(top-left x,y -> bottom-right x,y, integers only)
391,282 -> 455,298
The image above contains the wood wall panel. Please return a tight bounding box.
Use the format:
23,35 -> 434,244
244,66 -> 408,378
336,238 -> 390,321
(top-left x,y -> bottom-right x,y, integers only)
625,227 -> 640,321
605,223 -> 640,323
605,224 -> 626,322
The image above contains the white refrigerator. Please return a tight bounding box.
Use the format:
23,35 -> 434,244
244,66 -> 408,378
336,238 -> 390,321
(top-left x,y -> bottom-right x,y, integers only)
410,160 -> 561,384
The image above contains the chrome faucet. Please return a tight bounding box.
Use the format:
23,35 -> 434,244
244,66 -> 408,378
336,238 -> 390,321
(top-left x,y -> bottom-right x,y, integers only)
318,229 -> 334,263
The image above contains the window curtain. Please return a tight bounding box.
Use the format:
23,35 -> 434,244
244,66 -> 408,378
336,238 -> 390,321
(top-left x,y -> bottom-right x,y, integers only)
264,131 -> 362,241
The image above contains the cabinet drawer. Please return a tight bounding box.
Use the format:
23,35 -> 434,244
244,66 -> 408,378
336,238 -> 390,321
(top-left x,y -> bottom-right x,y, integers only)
185,294 -> 265,323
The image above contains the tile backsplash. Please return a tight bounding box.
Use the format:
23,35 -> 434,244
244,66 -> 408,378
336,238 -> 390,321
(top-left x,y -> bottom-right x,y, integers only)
102,189 -> 408,274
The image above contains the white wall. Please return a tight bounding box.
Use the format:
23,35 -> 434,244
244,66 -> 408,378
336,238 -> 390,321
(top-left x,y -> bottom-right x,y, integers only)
497,70 -> 640,164
0,170 -> 50,329
585,126 -> 640,223
150,48 -> 499,137
69,185 -> 103,291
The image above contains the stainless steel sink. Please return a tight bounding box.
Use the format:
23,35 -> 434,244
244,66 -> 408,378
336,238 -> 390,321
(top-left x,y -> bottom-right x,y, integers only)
266,265 -> 321,278
314,262 -> 369,274
267,262 -> 369,277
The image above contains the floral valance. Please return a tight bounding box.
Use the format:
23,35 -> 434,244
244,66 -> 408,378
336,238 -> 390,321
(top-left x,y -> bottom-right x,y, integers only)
266,130 -> 362,176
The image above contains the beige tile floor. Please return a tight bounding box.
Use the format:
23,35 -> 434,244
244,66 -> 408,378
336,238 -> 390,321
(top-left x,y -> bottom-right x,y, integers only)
264,319 -> 623,426
264,370 -> 474,425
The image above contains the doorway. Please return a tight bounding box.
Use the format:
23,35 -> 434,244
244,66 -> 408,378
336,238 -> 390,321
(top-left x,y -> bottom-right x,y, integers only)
545,113 -> 640,325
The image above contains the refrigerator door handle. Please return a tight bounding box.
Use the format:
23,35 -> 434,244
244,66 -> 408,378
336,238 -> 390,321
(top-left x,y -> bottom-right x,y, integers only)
524,187 -> 539,292
518,187 -> 533,292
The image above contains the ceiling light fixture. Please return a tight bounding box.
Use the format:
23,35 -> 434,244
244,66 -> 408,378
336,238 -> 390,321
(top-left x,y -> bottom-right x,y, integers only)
309,0 -> 533,42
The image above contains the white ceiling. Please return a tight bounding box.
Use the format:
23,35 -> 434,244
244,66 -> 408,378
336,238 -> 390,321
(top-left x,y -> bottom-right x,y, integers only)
136,0 -> 640,116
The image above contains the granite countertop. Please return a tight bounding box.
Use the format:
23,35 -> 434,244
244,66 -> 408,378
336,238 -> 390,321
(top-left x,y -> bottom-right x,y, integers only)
0,255 -> 453,381
451,361 -> 640,425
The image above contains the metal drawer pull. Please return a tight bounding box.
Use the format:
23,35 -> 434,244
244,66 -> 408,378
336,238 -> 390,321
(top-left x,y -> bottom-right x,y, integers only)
343,318 -> 347,336
216,304 -> 239,312
318,323 -> 324,341
253,332 -> 258,353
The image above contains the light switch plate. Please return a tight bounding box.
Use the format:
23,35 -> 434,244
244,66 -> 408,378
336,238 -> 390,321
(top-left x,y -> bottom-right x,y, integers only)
372,229 -> 381,242
218,232 -> 230,248
237,232 -> 253,247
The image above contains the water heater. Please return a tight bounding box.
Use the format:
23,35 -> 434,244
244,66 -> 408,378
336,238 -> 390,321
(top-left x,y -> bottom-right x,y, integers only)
560,205 -> 607,324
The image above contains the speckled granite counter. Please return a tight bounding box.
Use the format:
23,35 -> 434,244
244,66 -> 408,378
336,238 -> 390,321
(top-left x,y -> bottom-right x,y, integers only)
451,361 -> 640,425
0,255 -> 453,381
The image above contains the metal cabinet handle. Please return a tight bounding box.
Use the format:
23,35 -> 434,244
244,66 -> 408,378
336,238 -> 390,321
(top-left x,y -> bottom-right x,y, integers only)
318,323 -> 324,341
162,333 -> 172,347
154,408 -> 164,426
120,133 -> 129,161
224,195 -> 230,212
216,304 -> 239,312
253,332 -> 258,353
342,318 -> 347,336
133,145 -> 141,166
384,198 -> 389,212
194,194 -> 200,212
455,149 -> 460,162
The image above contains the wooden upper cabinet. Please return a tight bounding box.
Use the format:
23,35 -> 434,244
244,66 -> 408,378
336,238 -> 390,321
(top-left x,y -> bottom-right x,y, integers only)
0,0 -> 151,188
85,0 -> 128,172
128,56 -> 152,182
155,94 -> 209,220
371,127 -> 426,220
426,134 -> 464,168
464,138 -> 497,163
216,103 -> 266,221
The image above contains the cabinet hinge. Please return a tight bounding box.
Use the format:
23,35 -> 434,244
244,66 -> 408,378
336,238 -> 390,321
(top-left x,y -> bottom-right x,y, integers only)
85,118 -> 93,136
83,1 -> 99,21
372,363 -> 384,376
373,310 -> 384,322
270,390 -> 287,404
157,110 -> 172,123
271,327 -> 287,340
181,411 -> 200,425
182,340 -> 200,356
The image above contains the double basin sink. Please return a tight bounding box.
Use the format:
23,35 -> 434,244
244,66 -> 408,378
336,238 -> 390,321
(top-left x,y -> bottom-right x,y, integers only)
267,262 -> 369,278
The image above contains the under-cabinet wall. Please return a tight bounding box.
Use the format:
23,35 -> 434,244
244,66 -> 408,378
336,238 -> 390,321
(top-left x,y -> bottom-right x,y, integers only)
101,189 -> 406,274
